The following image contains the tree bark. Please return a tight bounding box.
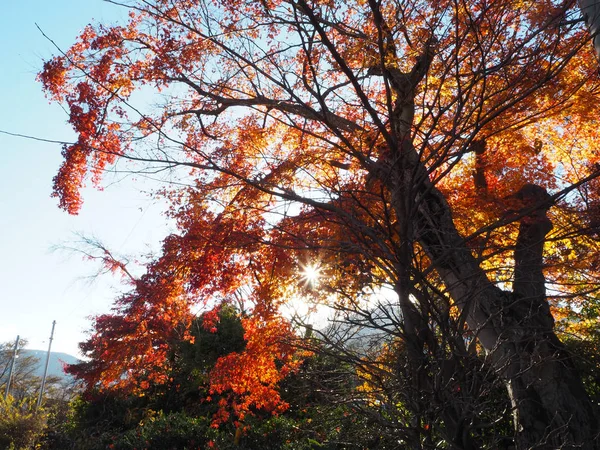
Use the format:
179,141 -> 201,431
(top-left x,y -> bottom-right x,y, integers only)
386,159 -> 599,448
580,0 -> 600,60
362,4 -> 600,437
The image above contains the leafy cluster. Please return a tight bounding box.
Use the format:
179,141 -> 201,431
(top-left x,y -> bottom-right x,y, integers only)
0,396 -> 48,450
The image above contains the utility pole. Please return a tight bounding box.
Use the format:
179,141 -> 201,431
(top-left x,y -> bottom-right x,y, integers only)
4,335 -> 19,399
37,321 -> 56,409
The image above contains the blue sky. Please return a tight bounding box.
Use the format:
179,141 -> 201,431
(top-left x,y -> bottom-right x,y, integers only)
0,1 -> 171,356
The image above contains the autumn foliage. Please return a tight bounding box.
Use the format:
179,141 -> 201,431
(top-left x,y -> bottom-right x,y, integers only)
41,0 -> 600,446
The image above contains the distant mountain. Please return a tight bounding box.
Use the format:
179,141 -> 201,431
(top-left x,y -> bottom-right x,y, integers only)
20,350 -> 80,380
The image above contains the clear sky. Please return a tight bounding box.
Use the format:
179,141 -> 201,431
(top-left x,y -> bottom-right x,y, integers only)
0,1 -> 171,356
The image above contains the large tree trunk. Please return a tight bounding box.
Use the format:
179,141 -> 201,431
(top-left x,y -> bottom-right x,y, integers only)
580,0 -> 600,60
365,3 -> 600,444
366,18 -> 600,444
390,159 -> 599,448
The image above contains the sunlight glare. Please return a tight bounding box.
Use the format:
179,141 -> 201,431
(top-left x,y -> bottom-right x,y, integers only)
300,263 -> 321,286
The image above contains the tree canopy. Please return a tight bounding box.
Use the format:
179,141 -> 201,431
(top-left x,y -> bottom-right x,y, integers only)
40,0 -> 600,447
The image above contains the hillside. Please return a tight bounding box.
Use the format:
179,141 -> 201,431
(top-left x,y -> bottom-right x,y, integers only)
19,350 -> 80,380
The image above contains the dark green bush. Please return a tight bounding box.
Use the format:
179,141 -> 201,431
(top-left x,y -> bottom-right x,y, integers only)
113,411 -> 211,449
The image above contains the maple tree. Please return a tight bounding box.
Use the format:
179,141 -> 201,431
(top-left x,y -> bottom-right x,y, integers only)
40,0 -> 600,447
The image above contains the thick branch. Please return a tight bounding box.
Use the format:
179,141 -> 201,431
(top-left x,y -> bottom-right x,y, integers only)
398,158 -> 598,447
173,75 -> 363,133
511,184 -> 554,328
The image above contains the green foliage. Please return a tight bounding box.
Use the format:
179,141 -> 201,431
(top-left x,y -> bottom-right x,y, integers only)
109,411 -> 211,450
40,397 -> 78,450
202,403 -> 396,450
563,337 -> 600,403
183,305 -> 247,372
56,392 -> 150,449
557,302 -> 600,404
162,305 -> 246,412
0,396 -> 48,450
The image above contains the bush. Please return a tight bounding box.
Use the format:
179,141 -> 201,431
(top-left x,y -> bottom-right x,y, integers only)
61,410 -> 211,450
0,396 -> 48,450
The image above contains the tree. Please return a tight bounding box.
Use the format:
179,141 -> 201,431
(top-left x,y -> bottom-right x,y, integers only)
1,339 -> 35,401
40,0 -> 600,447
0,339 -> 63,402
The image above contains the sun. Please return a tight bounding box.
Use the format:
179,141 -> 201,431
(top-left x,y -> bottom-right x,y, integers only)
300,263 -> 321,286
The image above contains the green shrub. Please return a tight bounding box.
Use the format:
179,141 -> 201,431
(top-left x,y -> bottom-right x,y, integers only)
111,411 -> 210,449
